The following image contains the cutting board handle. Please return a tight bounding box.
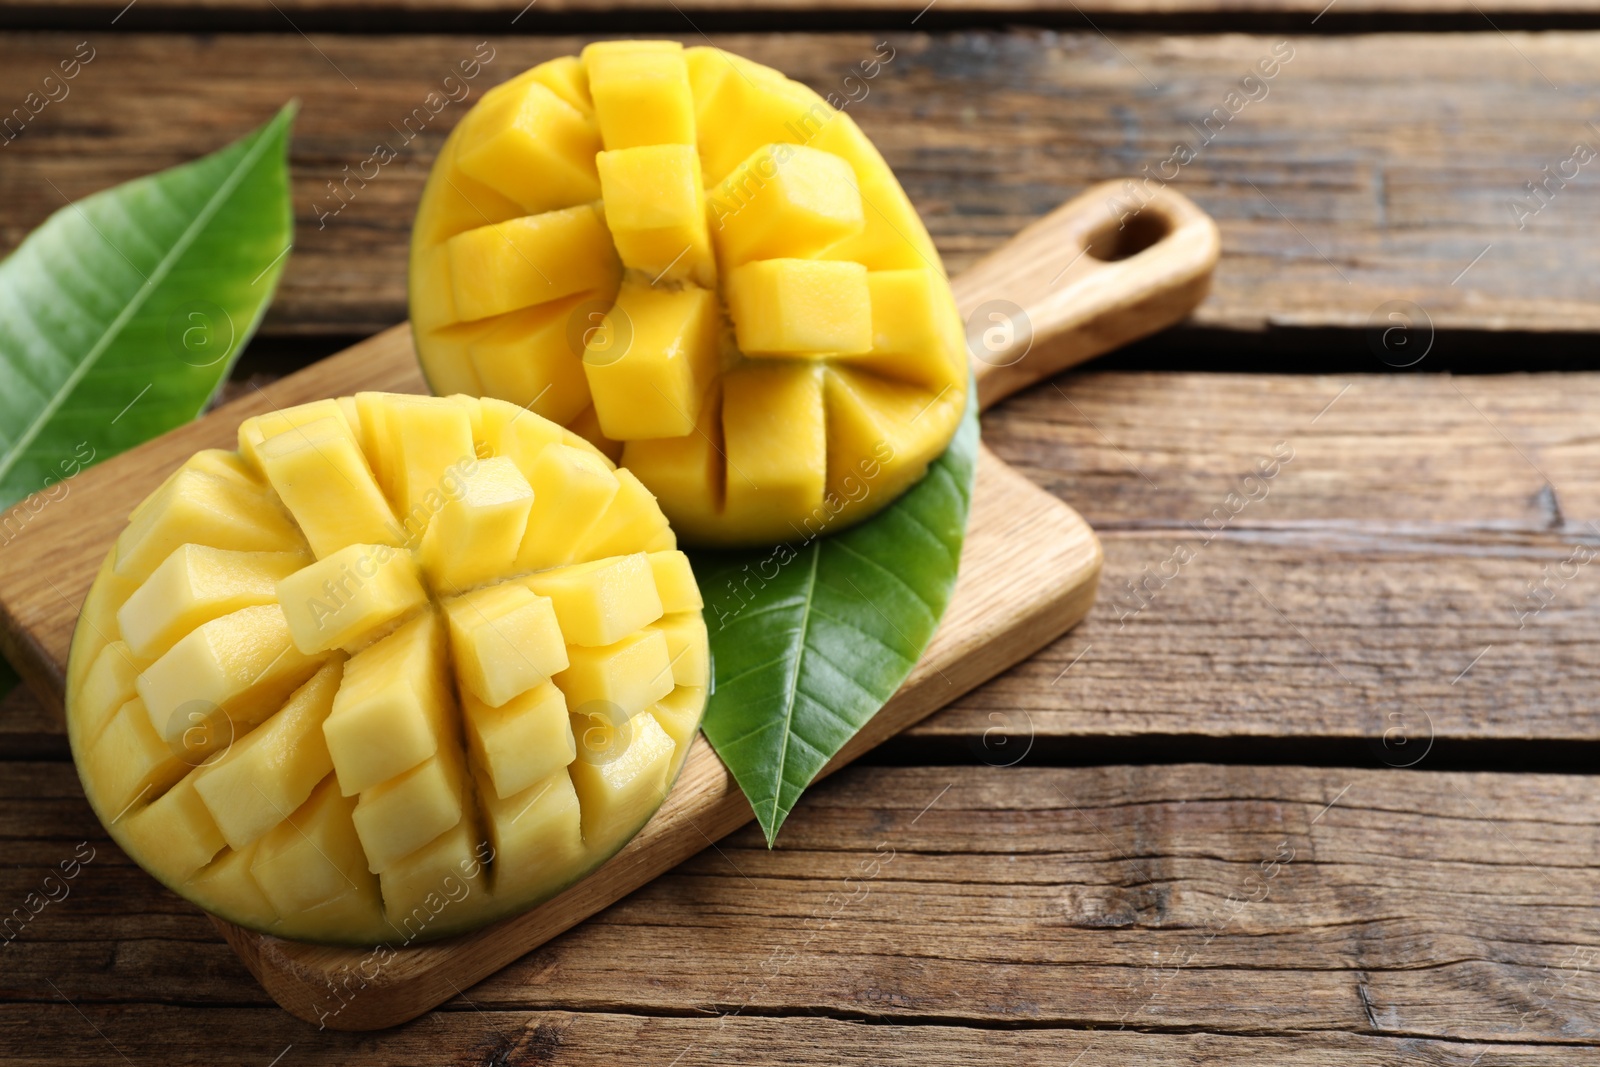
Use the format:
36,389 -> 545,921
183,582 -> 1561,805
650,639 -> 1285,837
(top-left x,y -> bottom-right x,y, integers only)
951,179 -> 1221,412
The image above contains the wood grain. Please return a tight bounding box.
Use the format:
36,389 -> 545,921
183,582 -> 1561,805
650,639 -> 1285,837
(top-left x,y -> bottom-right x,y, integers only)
13,0 -> 1600,23
6,31 -> 1600,338
956,181 -> 1220,408
7,762 -> 1600,1053
927,369 -> 1600,749
6,1010 -> 1596,1067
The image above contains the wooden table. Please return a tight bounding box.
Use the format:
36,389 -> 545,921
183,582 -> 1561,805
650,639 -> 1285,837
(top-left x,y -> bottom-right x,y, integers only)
5,8 -> 1600,1064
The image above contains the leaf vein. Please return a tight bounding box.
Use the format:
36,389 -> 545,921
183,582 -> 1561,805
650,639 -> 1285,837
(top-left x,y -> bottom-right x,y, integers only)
829,539 -> 940,621
767,541 -> 822,836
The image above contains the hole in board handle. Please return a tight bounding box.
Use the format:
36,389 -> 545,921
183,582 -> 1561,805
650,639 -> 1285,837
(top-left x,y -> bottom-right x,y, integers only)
1085,208 -> 1173,262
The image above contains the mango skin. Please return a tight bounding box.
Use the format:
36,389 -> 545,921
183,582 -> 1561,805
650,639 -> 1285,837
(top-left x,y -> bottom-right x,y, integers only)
64,395 -> 707,946
409,43 -> 967,548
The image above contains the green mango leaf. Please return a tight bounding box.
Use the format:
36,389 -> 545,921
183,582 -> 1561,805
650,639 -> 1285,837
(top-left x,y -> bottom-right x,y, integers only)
0,101 -> 296,509
0,101 -> 297,700
692,383 -> 979,846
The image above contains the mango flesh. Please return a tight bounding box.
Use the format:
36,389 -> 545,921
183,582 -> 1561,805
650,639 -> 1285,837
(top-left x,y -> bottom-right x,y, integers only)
65,394 -> 708,945
409,42 -> 967,546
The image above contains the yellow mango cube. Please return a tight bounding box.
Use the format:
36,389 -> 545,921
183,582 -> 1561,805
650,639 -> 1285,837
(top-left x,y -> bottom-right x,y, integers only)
443,582 -> 568,707
250,776 -> 379,915
804,103 -> 887,176
121,452 -> 251,540
467,293 -> 598,426
583,282 -> 721,441
824,365 -> 964,505
619,383 -> 725,537
193,659 -> 343,850
276,543 -> 429,654
411,165 -> 524,258
292,882 -> 385,933
114,467 -> 303,584
446,205 -> 621,323
185,843 -> 277,930
481,396 -> 566,473
479,769 -> 584,891
650,684 -> 707,762
118,546 -> 307,661
515,443 -> 620,571
836,268 -> 965,391
380,818 -> 492,929
650,611 -> 710,687
595,144 -> 714,285
237,399 -> 357,472
725,258 -> 872,356
454,80 -> 601,214
584,40 -> 695,149
382,395 -> 479,524
554,627 -> 675,724
463,682 -> 575,799
82,697 -> 185,818
323,611 -> 452,796
710,144 -> 864,266
583,470 -> 673,560
180,447 -> 265,493
351,744 -> 466,874
419,456 -> 535,594
527,55 -> 592,115
136,604 -> 323,744
482,395 -> 615,477
723,361 -> 827,521
352,392 -> 400,500
525,553 -> 663,647
447,393 -> 486,441
821,161 -> 942,272
568,708 -> 675,843
74,641 -> 142,746
120,774 -> 226,883
256,416 -> 401,558
646,550 -> 702,614
684,46 -> 821,184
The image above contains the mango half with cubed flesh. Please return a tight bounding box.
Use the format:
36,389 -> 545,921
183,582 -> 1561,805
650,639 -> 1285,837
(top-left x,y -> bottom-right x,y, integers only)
409,41 -> 968,547
64,393 -> 708,946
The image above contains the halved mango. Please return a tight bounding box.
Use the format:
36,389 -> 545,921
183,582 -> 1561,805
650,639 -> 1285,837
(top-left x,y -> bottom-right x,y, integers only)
66,394 -> 708,945
409,42 -> 967,546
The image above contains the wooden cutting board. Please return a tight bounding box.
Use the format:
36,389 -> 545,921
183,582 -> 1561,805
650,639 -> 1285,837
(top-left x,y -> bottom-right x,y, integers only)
0,181 -> 1216,1030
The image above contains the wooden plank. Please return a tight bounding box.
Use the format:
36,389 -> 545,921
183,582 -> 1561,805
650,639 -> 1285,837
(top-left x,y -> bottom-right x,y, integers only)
9,369 -> 1600,753
922,369 -> 1600,748
7,1008 -> 1595,1067
5,32 -> 1600,337
12,0 -> 1600,22
986,371 -> 1600,530
6,762 -> 1599,1051
0,682 -> 61,759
